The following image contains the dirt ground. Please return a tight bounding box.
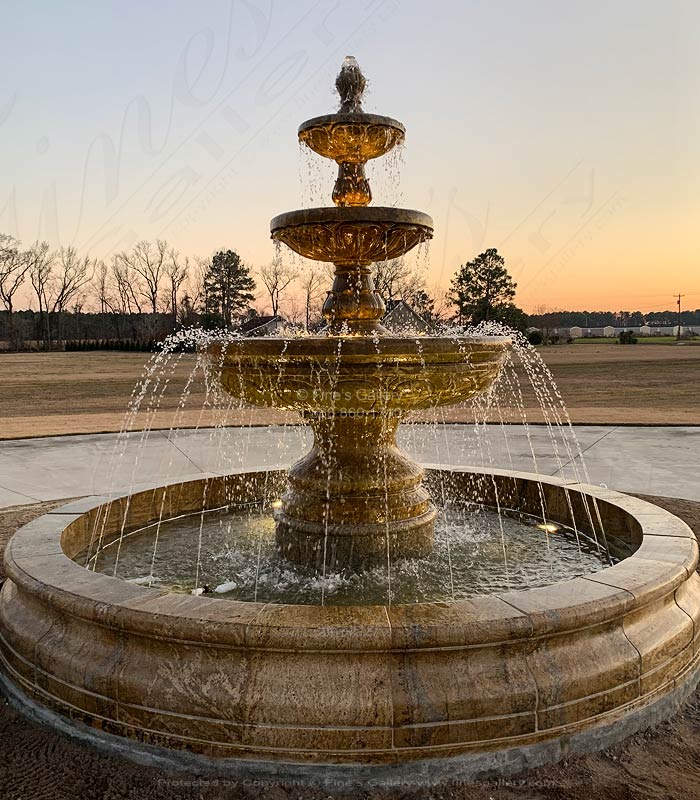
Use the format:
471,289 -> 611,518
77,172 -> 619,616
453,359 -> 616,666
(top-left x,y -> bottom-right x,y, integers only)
0,345 -> 698,440
2,496 -> 700,799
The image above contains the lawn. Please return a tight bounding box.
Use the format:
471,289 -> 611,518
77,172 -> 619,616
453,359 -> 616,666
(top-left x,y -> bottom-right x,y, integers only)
0,344 -> 698,439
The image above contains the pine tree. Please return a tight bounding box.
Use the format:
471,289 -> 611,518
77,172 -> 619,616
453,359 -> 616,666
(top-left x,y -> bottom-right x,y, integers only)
203,250 -> 256,328
449,248 -> 523,328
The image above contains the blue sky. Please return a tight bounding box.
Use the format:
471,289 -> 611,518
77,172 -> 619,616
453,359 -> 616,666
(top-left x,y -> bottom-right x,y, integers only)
1,0 -> 698,310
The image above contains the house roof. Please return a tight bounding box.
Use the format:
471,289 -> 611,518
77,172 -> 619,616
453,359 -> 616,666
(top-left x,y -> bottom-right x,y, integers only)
382,300 -> 429,331
238,315 -> 282,334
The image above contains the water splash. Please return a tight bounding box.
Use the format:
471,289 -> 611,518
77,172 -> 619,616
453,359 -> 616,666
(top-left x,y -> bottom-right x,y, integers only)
82,319 -> 613,605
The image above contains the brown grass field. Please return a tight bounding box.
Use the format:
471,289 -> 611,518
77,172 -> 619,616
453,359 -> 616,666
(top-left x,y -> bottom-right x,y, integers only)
0,344 -> 698,439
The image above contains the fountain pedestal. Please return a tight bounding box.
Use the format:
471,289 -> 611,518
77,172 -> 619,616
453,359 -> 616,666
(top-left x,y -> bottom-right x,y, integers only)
276,412 -> 435,569
321,262 -> 387,335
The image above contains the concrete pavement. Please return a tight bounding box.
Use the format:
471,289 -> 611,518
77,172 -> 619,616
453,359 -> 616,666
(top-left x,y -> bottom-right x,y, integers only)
0,424 -> 698,508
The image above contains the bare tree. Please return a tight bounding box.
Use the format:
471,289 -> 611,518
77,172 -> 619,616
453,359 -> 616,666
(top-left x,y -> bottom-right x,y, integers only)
118,239 -> 168,313
50,247 -> 94,345
188,256 -> 209,311
283,296 -> 304,327
27,241 -> 54,349
430,288 -> 453,324
163,248 -> 189,324
0,233 -> 29,315
259,260 -> 295,317
27,244 -> 95,348
374,258 -> 426,304
94,259 -> 111,314
299,266 -> 325,330
0,234 -> 31,350
111,253 -> 143,315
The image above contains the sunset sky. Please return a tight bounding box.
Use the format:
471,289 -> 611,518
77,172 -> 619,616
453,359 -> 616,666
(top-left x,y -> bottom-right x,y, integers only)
2,0 -> 698,312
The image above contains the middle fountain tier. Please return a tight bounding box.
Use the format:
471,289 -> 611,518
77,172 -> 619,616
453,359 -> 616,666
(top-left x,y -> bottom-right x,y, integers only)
210,57 -> 509,570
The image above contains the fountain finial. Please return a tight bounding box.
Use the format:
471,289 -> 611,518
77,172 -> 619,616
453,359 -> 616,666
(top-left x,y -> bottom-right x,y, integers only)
336,56 -> 365,113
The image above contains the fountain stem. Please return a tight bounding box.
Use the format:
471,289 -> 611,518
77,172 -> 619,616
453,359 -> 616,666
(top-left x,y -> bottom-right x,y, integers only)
275,412 -> 435,569
322,262 -> 387,334
333,162 -> 372,207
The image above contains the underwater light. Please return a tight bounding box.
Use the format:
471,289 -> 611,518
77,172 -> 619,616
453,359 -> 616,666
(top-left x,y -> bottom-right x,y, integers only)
537,522 -> 559,534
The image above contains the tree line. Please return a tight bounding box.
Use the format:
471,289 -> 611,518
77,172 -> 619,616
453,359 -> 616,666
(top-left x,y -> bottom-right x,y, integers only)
4,230 -> 680,352
528,308 -> 700,329
0,232 -> 464,350
0,231 -> 600,352
0,235 -> 314,350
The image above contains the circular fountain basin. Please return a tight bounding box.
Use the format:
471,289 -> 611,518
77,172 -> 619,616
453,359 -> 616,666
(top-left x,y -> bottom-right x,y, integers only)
298,113 -> 405,162
209,336 -> 508,413
270,207 -> 433,264
1,467 -> 699,782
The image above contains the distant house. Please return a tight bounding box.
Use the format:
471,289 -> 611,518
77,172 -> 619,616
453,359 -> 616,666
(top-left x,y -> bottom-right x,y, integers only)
580,327 -> 605,337
652,326 -> 675,335
673,325 -> 700,337
238,315 -> 287,337
567,323 -> 698,339
381,300 -> 430,334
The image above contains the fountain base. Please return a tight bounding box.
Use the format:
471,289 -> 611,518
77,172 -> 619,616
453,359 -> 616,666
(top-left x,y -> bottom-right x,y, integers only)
2,468 -> 699,778
275,508 -> 436,571
275,413 -> 436,569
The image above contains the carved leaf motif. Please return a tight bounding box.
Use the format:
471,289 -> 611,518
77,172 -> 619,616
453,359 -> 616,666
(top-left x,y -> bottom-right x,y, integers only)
300,122 -> 404,162
274,221 -> 429,264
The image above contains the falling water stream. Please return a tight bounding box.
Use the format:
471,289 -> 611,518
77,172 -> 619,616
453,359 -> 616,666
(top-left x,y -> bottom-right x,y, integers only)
79,323 -> 623,607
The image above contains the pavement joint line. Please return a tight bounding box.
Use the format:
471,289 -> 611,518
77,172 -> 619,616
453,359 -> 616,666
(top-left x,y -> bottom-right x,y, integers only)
0,426 -> 698,508
0,483 -> 42,504
550,426 -> 620,478
154,431 -> 208,475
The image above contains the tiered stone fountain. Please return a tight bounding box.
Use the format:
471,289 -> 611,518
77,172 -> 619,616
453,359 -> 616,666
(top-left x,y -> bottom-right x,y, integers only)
212,56 -> 507,570
1,59 -> 699,785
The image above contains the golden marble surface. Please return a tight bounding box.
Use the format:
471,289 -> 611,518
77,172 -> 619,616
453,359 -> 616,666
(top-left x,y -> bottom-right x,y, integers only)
2,469 -> 699,765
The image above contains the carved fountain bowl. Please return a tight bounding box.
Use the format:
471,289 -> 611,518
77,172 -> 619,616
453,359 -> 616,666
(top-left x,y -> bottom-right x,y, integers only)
298,113 -> 405,162
209,336 -> 509,414
270,207 -> 433,265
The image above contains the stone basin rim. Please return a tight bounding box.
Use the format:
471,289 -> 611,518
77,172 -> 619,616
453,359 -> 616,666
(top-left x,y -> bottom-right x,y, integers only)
207,334 -> 511,361
298,112 -> 406,138
270,206 -> 433,234
3,468 -> 697,651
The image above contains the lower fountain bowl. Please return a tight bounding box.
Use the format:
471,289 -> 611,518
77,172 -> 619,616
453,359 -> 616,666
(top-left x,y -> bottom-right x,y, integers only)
210,335 -> 509,413
1,468 -> 699,784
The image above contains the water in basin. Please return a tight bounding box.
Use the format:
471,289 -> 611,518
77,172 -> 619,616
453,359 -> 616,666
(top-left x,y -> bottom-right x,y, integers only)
82,503 -> 616,606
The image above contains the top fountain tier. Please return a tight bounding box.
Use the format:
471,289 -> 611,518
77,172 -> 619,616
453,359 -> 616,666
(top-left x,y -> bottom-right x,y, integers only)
298,55 -> 405,168
270,57 -> 434,331
299,113 -> 404,165
295,56 -> 409,208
